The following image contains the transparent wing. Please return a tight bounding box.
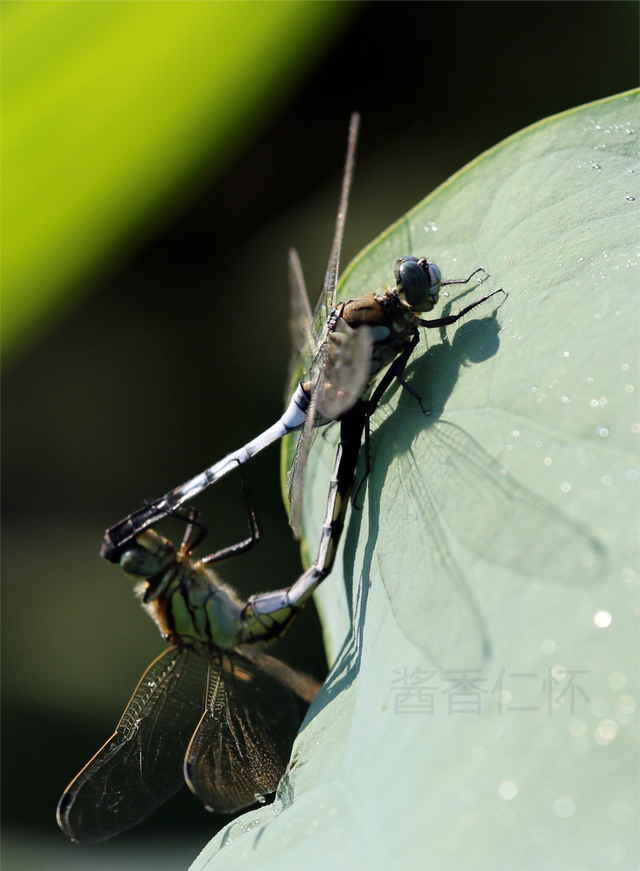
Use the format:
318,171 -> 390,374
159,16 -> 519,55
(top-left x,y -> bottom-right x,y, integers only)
287,343 -> 327,538
375,411 -> 605,670
284,113 -> 360,536
57,647 -> 208,843
310,113 -> 360,345
184,649 -> 311,813
237,645 -> 321,704
286,248 -> 316,402
316,320 -> 373,420
287,320 -> 372,538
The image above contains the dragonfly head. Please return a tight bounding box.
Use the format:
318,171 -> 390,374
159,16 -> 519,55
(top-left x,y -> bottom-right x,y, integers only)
119,529 -> 176,582
394,256 -> 442,312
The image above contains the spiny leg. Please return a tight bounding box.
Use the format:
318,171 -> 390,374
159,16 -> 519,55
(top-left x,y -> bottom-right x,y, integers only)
440,266 -> 487,287
417,289 -> 507,329
199,467 -> 261,566
352,332 -> 423,505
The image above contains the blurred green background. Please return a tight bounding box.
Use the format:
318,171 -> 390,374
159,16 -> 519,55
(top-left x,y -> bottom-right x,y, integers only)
2,2 -> 638,869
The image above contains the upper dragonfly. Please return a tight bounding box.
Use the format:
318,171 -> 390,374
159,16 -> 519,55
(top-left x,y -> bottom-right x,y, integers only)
101,112 -> 503,561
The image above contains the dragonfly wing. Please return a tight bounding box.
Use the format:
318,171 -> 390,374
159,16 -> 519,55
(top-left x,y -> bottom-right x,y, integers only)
287,322 -> 371,538
316,321 -> 373,421
57,646 -> 208,843
285,248 -> 317,401
183,649 -> 304,813
286,342 -> 329,538
286,400 -> 318,538
310,113 -> 360,344
237,645 -> 321,704
285,114 -> 360,537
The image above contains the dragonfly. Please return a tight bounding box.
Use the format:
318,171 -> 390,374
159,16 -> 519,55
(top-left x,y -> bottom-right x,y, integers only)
281,114 -> 505,554
278,118 -> 603,672
101,113 -> 503,568
57,493 -> 323,843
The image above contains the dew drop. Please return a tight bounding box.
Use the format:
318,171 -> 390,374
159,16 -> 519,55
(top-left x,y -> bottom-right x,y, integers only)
621,566 -> 636,584
591,698 -> 610,717
607,672 -> 626,690
594,719 -> 618,745
498,781 -> 518,800
594,610 -> 612,628
568,719 -> 587,737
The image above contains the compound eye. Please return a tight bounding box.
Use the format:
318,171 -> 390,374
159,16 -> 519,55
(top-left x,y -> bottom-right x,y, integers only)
119,531 -> 175,578
120,545 -> 163,578
393,254 -> 419,286
395,256 -> 430,308
428,261 -> 442,288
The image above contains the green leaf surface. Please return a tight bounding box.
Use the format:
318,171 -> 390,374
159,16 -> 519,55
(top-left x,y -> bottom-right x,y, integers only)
194,92 -> 639,871
1,0 -> 346,361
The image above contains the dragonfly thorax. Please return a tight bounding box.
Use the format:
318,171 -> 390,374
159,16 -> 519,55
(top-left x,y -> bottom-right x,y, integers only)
119,529 -> 242,635
394,255 -> 441,313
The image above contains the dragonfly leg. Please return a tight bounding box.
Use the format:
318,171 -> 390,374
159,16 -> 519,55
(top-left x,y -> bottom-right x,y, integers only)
171,504 -> 208,554
440,266 -> 487,286
352,409 -> 372,509
241,403 -> 366,644
416,289 -> 507,329
351,333 -> 422,506
199,471 -> 261,566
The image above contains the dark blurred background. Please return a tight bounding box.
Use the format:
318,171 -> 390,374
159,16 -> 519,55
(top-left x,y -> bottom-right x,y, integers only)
3,2 -> 638,868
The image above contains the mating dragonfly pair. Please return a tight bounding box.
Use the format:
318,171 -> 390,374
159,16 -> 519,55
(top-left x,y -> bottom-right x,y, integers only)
58,114 -> 562,843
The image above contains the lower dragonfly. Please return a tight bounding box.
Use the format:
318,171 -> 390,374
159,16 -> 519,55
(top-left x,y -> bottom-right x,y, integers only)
57,489 -> 326,843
